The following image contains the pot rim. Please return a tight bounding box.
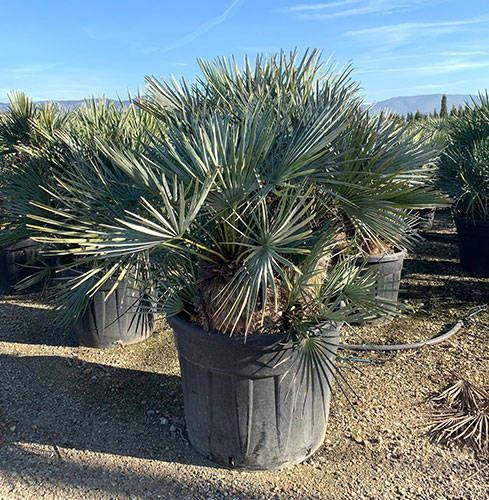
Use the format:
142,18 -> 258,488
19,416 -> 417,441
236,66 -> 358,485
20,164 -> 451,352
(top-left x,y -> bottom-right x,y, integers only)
357,248 -> 407,264
167,314 -> 342,346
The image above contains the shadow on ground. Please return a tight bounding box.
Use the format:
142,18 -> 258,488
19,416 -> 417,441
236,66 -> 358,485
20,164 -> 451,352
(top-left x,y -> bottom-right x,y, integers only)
0,299 -> 76,347
0,354 -> 202,463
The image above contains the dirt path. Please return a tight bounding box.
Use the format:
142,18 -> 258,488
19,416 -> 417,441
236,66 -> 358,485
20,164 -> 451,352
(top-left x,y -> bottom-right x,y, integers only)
1,212 -> 488,500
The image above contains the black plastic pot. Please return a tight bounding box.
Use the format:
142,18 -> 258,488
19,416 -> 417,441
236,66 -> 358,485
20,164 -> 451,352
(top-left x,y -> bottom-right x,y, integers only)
455,216 -> 489,278
67,270 -> 155,348
168,315 -> 341,470
0,238 -> 43,293
357,249 -> 406,325
414,209 -> 436,231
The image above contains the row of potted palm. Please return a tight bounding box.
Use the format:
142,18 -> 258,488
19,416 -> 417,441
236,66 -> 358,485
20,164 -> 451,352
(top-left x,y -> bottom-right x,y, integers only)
0,94 -> 157,346
1,50 -> 442,469
0,92 -> 58,291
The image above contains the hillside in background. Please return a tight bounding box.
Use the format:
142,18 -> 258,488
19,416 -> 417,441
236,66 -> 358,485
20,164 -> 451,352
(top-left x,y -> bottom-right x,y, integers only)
0,99 -> 130,112
0,94 -> 479,115
368,93 -> 477,115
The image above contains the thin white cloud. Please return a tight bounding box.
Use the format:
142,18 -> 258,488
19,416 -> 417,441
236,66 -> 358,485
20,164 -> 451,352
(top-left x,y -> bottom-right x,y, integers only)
6,63 -> 57,79
394,80 -> 474,91
162,0 -> 242,53
345,18 -> 489,47
421,61 -> 489,75
347,18 -> 489,37
285,0 -> 360,12
354,50 -> 489,72
285,0 -> 439,19
438,50 -> 489,57
355,59 -> 489,76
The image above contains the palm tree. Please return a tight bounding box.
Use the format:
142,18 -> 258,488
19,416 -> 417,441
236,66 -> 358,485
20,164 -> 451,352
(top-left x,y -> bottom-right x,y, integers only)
437,92 -> 489,277
16,49 -> 444,469
27,51 -> 411,334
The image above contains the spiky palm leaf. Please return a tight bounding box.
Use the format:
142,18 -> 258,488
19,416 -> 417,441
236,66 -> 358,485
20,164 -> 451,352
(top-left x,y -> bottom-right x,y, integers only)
0,91 -> 39,155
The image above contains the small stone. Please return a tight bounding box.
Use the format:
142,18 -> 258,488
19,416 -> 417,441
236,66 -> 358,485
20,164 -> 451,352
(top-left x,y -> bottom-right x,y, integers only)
147,410 -> 155,415
170,424 -> 177,432
9,426 -> 16,432
160,417 -> 168,425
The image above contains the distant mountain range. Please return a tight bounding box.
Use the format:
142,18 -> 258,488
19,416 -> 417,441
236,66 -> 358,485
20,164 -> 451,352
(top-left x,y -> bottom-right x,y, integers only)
0,99 -> 129,112
0,94 -> 479,116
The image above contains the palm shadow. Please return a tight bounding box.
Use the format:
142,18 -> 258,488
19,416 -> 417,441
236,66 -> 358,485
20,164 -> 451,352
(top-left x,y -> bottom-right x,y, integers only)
0,353 -> 209,465
402,258 -> 464,279
0,299 -> 77,347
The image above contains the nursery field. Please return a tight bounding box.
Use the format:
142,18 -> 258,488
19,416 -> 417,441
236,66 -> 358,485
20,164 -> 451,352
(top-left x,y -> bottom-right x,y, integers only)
0,211 -> 488,500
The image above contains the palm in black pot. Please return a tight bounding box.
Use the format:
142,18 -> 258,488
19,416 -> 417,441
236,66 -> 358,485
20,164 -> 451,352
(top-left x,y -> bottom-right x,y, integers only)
27,51 -> 440,469
439,92 -> 489,277
326,109 -> 442,323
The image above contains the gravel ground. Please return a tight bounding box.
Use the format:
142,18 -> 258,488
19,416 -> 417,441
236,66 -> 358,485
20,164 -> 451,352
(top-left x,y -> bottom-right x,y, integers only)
0,211 -> 488,500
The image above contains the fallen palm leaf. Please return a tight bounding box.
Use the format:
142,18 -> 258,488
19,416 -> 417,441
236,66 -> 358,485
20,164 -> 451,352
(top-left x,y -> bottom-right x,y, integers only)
428,376 -> 489,454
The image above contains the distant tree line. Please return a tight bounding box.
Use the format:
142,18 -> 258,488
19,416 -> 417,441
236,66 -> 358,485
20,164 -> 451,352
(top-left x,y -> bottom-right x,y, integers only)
406,94 -> 471,121
369,94 -> 472,125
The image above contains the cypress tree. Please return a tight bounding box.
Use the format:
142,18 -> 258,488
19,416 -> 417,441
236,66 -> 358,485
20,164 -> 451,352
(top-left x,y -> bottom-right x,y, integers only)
414,109 -> 422,120
440,94 -> 448,118
450,105 -> 457,117
433,108 -> 439,118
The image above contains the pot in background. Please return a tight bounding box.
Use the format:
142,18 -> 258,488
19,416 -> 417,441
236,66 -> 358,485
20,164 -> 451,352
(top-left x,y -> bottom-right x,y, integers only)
454,216 -> 489,278
0,238 -> 43,293
356,249 -> 406,325
414,208 -> 436,231
59,264 -> 155,348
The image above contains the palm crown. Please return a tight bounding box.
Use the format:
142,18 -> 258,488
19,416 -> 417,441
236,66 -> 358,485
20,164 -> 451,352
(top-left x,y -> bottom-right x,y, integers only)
5,50 -> 441,336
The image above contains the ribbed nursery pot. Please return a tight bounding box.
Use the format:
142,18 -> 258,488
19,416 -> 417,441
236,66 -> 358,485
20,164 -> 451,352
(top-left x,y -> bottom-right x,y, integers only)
357,249 -> 406,325
71,273 -> 155,348
0,238 -> 42,292
169,315 -> 341,470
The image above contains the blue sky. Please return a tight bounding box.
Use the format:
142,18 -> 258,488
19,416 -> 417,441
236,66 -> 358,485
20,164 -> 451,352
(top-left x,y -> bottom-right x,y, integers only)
1,0 -> 488,103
